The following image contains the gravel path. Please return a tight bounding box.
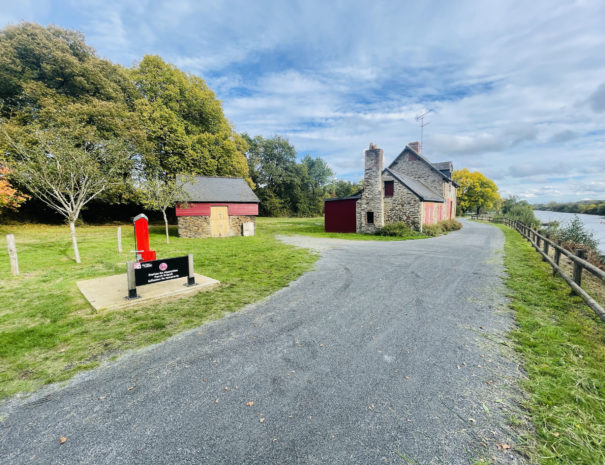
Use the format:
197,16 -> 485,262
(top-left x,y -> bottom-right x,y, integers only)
0,219 -> 525,464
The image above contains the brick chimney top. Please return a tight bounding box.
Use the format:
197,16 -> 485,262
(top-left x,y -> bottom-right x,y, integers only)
408,141 -> 420,153
369,143 -> 377,150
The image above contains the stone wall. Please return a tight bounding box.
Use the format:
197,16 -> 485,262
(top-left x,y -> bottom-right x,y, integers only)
178,215 -> 256,238
390,150 -> 444,194
382,172 -> 422,230
230,215 -> 256,236
357,145 -> 384,233
178,216 -> 211,238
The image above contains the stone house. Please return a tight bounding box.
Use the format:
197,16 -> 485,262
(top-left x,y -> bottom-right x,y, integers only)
325,142 -> 457,233
176,176 -> 260,238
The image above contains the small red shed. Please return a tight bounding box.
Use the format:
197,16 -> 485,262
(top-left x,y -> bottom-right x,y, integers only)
176,176 -> 260,238
324,195 -> 360,233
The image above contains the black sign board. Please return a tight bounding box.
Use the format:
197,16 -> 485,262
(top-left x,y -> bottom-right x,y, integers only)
134,256 -> 189,286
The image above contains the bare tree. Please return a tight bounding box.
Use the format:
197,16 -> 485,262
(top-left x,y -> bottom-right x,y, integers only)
2,125 -> 132,263
139,174 -> 191,244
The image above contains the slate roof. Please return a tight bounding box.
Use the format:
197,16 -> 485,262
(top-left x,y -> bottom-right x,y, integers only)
181,176 -> 260,203
432,161 -> 452,172
383,168 -> 445,202
324,194 -> 362,202
389,145 -> 459,187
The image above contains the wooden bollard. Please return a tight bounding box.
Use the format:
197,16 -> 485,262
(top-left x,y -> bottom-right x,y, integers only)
571,249 -> 587,294
117,226 -> 123,253
553,240 -> 561,276
6,234 -> 19,275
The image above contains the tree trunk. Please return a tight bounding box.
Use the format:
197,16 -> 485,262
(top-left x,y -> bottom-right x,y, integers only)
69,221 -> 81,263
162,210 -> 170,244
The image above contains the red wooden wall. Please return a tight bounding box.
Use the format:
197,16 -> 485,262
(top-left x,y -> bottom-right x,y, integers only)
325,199 -> 357,233
176,203 -> 259,217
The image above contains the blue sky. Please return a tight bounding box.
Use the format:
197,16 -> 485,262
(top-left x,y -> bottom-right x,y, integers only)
2,0 -> 605,202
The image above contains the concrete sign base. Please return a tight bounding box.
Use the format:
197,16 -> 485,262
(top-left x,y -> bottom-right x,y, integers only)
77,273 -> 220,311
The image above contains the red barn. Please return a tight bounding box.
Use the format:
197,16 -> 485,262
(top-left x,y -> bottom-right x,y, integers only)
176,176 -> 260,238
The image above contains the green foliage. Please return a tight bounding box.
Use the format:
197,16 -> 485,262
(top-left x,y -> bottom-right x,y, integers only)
376,222 -> 416,237
325,179 -> 362,199
243,134 -> 334,217
131,55 -> 250,182
452,168 -> 500,214
502,196 -> 540,227
534,200 -> 605,216
439,219 -> 462,231
496,224 -> 605,464
554,216 -> 599,252
422,224 -> 442,236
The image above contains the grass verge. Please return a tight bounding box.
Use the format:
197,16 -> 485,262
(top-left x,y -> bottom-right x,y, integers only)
0,220 -> 317,400
495,223 -> 605,464
259,217 -> 428,240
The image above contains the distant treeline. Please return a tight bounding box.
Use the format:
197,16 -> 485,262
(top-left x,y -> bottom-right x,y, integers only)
533,201 -> 605,216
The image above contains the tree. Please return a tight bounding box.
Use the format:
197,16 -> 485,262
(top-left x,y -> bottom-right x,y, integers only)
326,179 -> 363,199
131,55 -> 251,183
138,174 -> 191,244
452,168 -> 500,215
0,166 -> 28,213
2,124 -> 132,263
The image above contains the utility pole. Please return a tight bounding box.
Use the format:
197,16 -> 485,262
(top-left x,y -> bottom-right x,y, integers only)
415,110 -> 433,153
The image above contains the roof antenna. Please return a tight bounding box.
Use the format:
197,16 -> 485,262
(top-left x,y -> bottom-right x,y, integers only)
415,110 -> 433,153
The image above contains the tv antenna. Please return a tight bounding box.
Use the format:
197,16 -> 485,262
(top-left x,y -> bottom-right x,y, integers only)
415,110 -> 433,153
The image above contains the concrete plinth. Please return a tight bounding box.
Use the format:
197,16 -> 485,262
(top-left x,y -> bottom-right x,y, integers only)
77,273 -> 220,311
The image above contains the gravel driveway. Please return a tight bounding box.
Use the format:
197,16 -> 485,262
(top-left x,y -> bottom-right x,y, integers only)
0,219 -> 525,464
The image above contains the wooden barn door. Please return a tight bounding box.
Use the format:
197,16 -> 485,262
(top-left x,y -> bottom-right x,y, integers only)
210,206 -> 229,237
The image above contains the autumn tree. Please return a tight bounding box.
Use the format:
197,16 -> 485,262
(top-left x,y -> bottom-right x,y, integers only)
452,168 -> 500,215
0,166 -> 28,213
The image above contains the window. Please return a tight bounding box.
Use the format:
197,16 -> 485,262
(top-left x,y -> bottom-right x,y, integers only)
384,180 -> 394,197
366,211 -> 374,224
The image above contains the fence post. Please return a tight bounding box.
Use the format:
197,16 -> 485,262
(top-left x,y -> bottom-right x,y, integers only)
6,234 -> 19,276
554,240 -> 561,276
542,233 -> 549,261
571,249 -> 586,294
117,226 -> 123,253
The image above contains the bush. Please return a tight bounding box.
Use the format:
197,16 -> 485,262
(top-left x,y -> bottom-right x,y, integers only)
377,222 -> 415,237
554,216 -> 599,252
438,219 -> 462,231
422,224 -> 443,236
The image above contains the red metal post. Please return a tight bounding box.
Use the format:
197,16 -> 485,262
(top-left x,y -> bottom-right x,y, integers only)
133,213 -> 156,262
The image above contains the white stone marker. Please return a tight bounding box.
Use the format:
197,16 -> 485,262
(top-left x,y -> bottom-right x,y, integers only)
117,226 -> 122,253
242,222 -> 255,236
6,234 -> 18,275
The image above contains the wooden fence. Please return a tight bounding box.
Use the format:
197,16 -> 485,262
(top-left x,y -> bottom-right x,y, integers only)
471,215 -> 605,323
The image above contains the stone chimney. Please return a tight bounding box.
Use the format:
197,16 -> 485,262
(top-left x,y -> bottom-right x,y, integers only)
408,141 -> 420,153
358,143 -> 384,233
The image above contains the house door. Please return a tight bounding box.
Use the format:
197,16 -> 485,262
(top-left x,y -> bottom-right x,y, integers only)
210,206 -> 229,237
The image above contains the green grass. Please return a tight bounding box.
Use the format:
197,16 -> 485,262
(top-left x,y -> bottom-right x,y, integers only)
494,223 -> 605,464
259,216 -> 428,240
0,219 -> 318,400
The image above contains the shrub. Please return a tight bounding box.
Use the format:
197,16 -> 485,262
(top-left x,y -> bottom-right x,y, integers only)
377,222 -> 415,237
554,216 -> 599,252
438,219 -> 462,231
422,224 -> 443,237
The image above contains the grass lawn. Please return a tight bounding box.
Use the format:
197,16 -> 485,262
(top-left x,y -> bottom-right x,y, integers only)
258,216 -> 428,241
494,224 -> 605,465
0,220 -> 319,400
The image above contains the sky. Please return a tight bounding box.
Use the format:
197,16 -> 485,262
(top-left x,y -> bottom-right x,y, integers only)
1,0 -> 605,203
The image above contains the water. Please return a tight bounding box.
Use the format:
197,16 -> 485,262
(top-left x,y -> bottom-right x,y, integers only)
533,210 -> 605,253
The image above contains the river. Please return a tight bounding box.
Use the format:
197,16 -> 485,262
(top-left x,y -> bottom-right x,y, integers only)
533,210 -> 605,253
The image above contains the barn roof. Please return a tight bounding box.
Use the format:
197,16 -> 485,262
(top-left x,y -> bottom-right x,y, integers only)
384,168 -> 445,202
182,176 -> 260,203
